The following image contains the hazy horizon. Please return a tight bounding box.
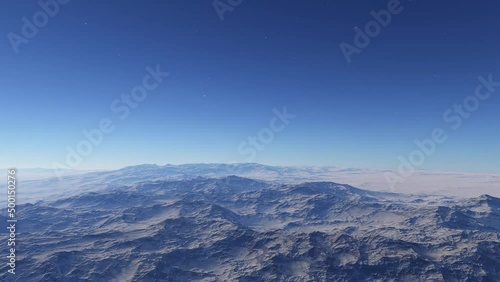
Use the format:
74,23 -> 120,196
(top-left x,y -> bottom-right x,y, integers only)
6,162 -> 500,175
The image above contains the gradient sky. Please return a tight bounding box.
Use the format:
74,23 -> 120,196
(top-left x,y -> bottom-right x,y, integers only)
1,0 -> 499,172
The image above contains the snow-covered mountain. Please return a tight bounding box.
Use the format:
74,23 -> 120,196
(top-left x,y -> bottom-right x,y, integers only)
3,176 -> 499,281
17,163 -> 500,203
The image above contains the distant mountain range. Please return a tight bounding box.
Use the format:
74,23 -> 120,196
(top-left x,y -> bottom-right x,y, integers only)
15,163 -> 500,204
2,173 -> 499,281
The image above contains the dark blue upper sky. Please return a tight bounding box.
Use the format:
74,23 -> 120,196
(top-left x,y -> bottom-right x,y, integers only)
1,0 -> 499,172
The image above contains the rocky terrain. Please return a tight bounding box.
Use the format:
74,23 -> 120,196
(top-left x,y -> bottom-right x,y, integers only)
1,175 -> 499,281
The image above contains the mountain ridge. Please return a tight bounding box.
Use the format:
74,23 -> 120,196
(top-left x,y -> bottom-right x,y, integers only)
3,176 -> 499,281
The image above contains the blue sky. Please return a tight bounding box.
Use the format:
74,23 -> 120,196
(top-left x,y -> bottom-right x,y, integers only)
1,0 -> 499,172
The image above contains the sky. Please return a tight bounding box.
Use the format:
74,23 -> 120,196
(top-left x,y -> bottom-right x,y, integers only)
1,0 -> 499,173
